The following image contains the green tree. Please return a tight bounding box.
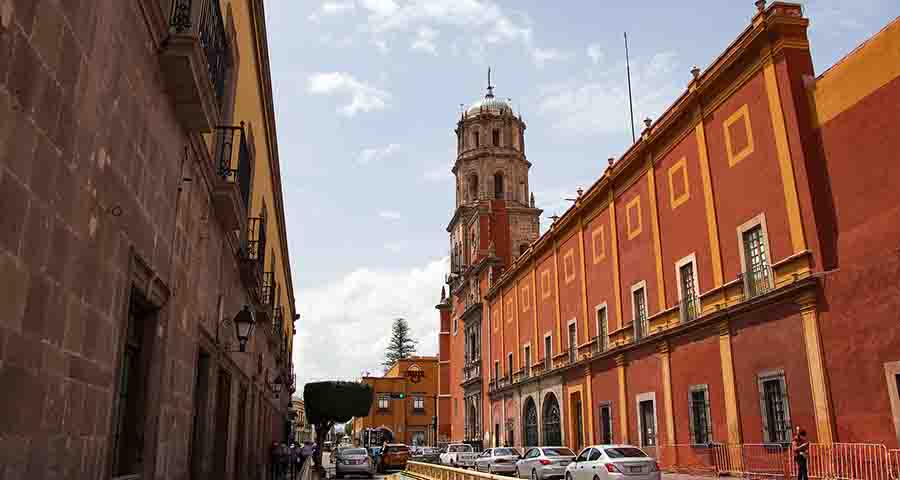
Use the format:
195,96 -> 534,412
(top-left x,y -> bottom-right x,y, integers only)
383,318 -> 418,370
304,381 -> 373,469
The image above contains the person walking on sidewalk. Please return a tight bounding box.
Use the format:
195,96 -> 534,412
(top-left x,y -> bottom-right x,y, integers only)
793,427 -> 810,480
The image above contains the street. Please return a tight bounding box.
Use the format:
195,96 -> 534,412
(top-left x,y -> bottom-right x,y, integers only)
321,452 -> 406,480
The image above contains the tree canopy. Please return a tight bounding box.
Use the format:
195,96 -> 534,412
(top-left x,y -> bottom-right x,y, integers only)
383,317 -> 418,369
304,381 -> 374,425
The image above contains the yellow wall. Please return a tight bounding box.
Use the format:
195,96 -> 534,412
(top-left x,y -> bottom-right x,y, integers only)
225,0 -> 296,354
810,18 -> 900,126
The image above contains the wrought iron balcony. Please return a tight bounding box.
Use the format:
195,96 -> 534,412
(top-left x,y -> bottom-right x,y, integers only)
255,272 -> 277,324
268,305 -> 283,348
741,264 -> 774,300
590,336 -> 608,357
238,216 -> 267,300
212,124 -> 252,232
678,296 -> 700,323
462,359 -> 482,384
159,0 -> 231,131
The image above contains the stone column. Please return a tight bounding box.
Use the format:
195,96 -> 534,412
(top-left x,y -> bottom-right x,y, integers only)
798,292 -> 835,443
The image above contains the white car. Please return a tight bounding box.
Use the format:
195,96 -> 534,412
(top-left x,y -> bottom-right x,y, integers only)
440,443 -> 477,468
565,445 -> 659,480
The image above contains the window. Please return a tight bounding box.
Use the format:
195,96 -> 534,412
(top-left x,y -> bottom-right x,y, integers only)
469,174 -> 479,201
576,448 -> 592,463
567,321 -> 577,363
544,335 -> 552,370
523,345 -> 531,377
190,351 -> 211,478
596,305 -> 608,352
492,129 -> 500,146
112,296 -> 155,476
688,385 -> 712,444
632,283 -> 648,341
494,172 -> 504,199
742,223 -> 772,298
519,244 -> 529,256
758,371 -> 791,443
378,395 -> 390,410
677,256 -> 699,323
474,131 -> 480,148
454,317 -> 458,335
599,403 -> 613,444
413,396 -> 425,411
507,353 -> 513,379
589,449 -> 603,461
494,361 -> 500,383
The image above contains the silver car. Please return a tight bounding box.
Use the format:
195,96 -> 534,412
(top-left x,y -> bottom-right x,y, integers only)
335,447 -> 375,478
516,447 -> 577,480
476,448 -> 522,475
565,445 -> 659,480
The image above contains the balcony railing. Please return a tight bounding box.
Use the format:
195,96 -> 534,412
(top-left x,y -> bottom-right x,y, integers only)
679,296 -> 700,323
268,306 -> 283,347
590,336 -> 608,356
217,124 -> 252,208
160,0 -> 231,130
568,346 -> 577,364
741,264 -> 774,300
463,360 -> 481,383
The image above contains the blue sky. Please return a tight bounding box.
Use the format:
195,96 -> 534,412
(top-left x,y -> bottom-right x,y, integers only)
273,0 -> 899,389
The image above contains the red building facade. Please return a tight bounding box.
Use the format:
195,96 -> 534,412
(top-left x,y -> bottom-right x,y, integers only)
437,2 -> 900,453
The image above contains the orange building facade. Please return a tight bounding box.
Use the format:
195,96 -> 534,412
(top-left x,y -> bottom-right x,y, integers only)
437,2 -> 900,454
354,357 -> 440,446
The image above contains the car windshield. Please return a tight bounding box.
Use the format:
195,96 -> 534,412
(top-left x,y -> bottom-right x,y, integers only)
494,448 -> 516,456
543,448 -> 576,457
603,448 -> 648,458
344,449 -> 367,456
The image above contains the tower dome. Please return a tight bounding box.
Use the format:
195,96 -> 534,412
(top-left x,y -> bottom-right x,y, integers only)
464,68 -> 513,116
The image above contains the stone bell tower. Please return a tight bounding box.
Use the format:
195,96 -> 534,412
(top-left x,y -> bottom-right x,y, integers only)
448,70 -> 542,275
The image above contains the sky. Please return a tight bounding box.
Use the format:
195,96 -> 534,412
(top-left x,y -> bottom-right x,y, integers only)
272,0 -> 899,392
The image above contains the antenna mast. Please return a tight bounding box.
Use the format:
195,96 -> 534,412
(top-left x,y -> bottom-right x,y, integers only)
625,32 -> 636,143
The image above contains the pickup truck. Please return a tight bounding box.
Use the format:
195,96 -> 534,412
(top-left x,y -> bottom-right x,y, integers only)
440,443 -> 476,468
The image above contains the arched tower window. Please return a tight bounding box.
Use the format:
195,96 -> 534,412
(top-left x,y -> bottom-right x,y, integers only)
469,174 -> 479,201
473,130 -> 480,148
520,244 -> 529,256
492,129 -> 500,146
494,172 -> 504,199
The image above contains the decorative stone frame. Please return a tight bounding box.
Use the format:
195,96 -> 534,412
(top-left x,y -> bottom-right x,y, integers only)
668,157 -> 690,209
635,391 -> 659,448
724,103 -> 755,167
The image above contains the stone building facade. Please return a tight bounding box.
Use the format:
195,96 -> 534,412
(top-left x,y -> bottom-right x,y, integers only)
353,357 -> 440,446
437,1 -> 900,456
0,0 -> 297,478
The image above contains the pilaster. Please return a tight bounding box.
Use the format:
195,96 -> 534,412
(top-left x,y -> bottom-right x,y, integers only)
615,354 -> 629,444
717,320 -> 742,443
657,341 -> 675,445
798,292 -> 835,443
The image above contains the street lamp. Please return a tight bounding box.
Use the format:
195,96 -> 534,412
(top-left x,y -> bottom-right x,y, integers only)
216,304 -> 257,353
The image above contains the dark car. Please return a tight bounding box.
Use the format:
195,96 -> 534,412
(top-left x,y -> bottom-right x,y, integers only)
380,443 -> 410,472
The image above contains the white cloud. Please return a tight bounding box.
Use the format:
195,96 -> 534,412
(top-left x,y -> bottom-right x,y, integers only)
293,258 -> 448,388
411,26 -> 439,55
309,1 -> 356,22
587,43 -> 604,64
532,47 -> 572,68
537,51 -> 681,136
307,72 -> 390,116
357,143 -> 400,164
378,210 -> 403,220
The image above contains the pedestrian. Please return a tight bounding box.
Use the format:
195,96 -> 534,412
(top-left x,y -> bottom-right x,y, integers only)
793,427 -> 809,480
270,441 -> 282,480
279,442 -> 291,478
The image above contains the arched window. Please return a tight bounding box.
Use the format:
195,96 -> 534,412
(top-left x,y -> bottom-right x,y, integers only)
473,130 -> 480,148
494,172 -> 504,199
469,174 -> 479,200
492,129 -> 500,146
523,397 -> 539,447
543,393 -> 562,446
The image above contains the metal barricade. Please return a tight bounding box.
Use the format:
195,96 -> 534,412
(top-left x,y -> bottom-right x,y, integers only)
712,443 -> 745,477
657,444 -> 718,476
795,443 -> 893,480
888,450 -> 899,480
741,443 -> 789,479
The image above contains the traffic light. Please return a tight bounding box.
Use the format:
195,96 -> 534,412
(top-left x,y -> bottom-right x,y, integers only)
389,392 -> 405,399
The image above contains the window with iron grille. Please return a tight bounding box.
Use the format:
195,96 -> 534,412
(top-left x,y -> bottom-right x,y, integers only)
688,385 -> 712,444
507,353 -> 513,379
378,395 -> 390,410
599,404 -> 613,444
743,225 -> 771,298
597,306 -> 608,352
633,287 -> 648,340
413,396 -> 425,411
568,322 -> 577,362
759,372 -> 791,443
679,262 -> 699,322
524,346 -> 531,377
544,336 -> 552,370
495,361 -> 500,383
112,299 -> 152,476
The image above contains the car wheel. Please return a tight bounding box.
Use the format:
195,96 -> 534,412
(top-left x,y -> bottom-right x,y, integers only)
565,474 -> 572,480
489,466 -> 495,475
531,469 -> 539,480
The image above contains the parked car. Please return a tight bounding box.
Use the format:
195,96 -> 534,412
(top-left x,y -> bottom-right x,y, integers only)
565,445 -> 659,480
420,447 -> 442,464
440,443 -> 477,468
475,447 -> 522,475
380,443 -> 411,472
335,447 -> 375,478
515,447 -> 577,480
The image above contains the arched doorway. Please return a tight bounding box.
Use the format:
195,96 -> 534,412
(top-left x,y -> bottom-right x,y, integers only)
542,393 -> 562,446
523,397 -> 538,447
